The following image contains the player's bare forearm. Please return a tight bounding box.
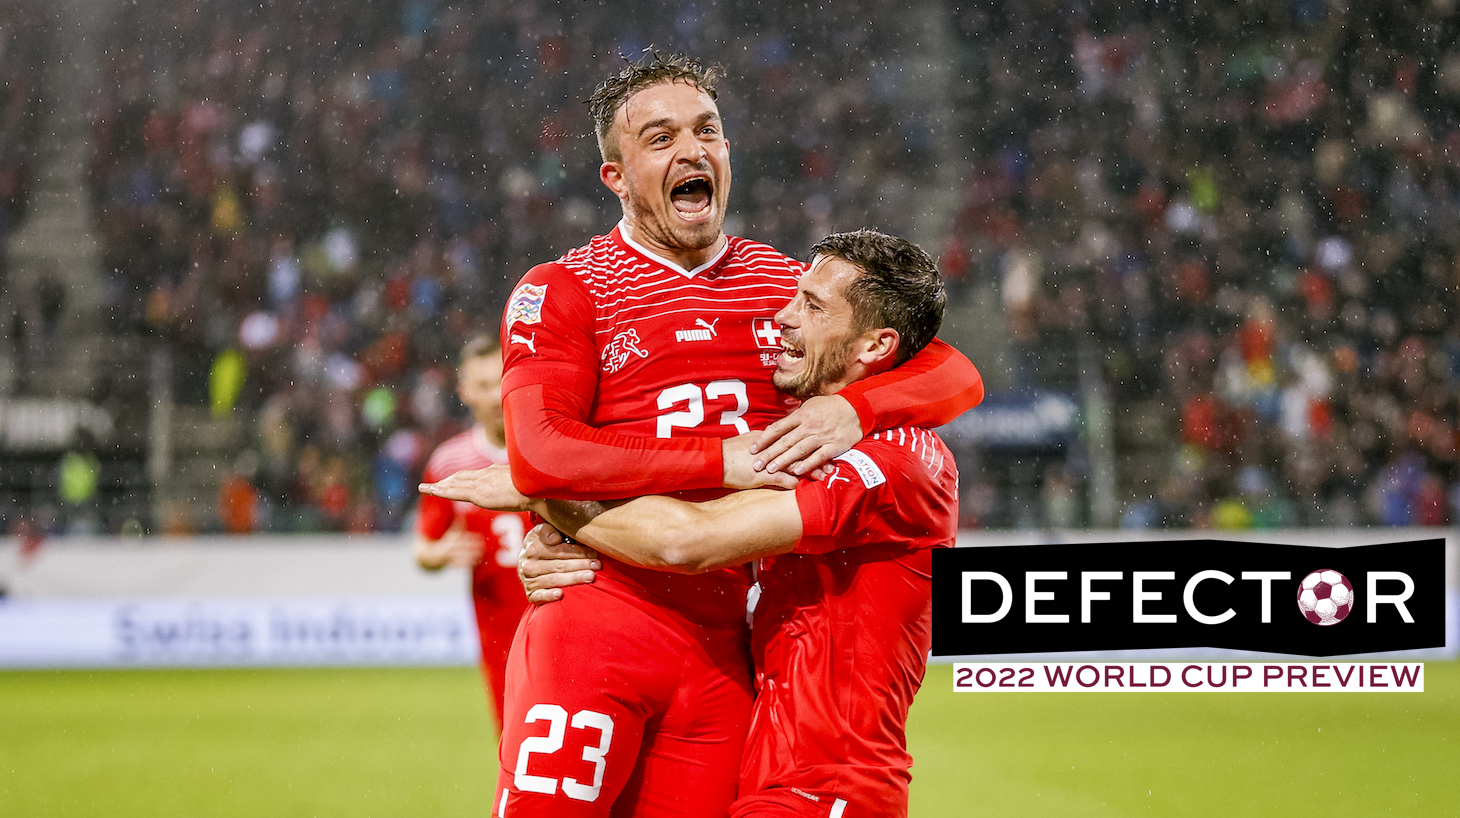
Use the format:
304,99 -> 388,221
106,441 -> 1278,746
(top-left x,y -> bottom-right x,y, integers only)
537,497 -> 611,534
553,490 -> 802,574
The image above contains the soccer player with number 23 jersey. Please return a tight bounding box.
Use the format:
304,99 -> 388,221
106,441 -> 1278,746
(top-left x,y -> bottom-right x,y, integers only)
486,53 -> 982,817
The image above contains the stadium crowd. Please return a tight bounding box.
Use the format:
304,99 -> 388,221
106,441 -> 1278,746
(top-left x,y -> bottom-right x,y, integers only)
0,3 -> 46,290
942,1 -> 1459,528
54,0 -> 1460,533
83,0 -> 933,533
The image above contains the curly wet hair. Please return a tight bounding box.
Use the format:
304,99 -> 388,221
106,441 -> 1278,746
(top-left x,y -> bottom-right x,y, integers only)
588,51 -> 723,162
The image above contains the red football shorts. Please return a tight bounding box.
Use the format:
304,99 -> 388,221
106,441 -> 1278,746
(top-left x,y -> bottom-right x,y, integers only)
493,581 -> 753,817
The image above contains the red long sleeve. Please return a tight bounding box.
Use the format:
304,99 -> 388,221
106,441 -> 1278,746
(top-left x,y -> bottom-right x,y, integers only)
503,382 -> 722,500
838,338 -> 985,433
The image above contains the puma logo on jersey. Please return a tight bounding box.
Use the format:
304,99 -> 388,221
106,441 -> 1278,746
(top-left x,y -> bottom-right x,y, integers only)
675,318 -> 720,342
510,332 -> 537,353
824,466 -> 852,488
602,329 -> 649,374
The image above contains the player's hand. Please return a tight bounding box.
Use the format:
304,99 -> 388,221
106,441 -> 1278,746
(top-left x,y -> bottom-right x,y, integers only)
419,464 -> 532,512
722,431 -> 799,490
751,394 -> 862,476
518,523 -> 602,605
437,517 -> 487,568
414,517 -> 486,570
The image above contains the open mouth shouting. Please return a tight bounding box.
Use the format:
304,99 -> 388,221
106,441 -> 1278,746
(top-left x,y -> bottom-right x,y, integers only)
778,334 -> 804,367
670,175 -> 715,221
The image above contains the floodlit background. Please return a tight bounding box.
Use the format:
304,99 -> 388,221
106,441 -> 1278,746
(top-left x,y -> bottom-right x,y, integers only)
0,0 -> 1457,815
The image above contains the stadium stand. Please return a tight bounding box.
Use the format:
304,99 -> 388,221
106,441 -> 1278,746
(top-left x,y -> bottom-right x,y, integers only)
1,0 -> 1456,535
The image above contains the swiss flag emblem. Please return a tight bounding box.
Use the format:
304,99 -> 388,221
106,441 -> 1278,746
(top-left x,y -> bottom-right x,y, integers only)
752,318 -> 782,349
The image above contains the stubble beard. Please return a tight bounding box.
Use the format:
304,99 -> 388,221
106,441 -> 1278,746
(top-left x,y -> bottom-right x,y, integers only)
626,185 -> 724,254
773,335 -> 857,401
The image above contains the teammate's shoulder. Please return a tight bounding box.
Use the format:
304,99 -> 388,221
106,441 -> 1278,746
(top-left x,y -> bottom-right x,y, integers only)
724,235 -> 804,270
848,427 -> 954,479
859,426 -> 949,453
424,428 -> 496,475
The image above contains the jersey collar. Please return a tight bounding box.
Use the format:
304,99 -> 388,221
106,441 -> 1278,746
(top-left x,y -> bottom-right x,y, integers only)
615,221 -> 729,279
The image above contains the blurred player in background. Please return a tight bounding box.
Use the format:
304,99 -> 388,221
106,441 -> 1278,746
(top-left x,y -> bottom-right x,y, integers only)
483,53 -> 982,817
413,335 -> 528,733
427,229 -> 960,818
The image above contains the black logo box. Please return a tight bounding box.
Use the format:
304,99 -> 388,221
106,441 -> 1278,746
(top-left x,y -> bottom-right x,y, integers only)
932,539 -> 1445,658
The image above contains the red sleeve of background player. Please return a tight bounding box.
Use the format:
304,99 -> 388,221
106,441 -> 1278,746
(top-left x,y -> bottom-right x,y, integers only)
793,431 -> 958,555
416,493 -> 455,540
498,264 -> 721,500
416,459 -> 456,540
837,338 -> 985,434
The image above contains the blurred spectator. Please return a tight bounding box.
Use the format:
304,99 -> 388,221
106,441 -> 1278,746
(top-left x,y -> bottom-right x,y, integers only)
57,445 -> 101,534
217,451 -> 262,534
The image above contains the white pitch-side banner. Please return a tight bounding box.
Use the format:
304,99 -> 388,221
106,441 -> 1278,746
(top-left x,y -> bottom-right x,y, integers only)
953,662 -> 1425,692
0,596 -> 479,668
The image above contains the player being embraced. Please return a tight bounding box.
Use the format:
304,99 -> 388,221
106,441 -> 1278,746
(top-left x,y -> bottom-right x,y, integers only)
475,51 -> 982,818
412,335 -> 529,734
427,229 -> 961,818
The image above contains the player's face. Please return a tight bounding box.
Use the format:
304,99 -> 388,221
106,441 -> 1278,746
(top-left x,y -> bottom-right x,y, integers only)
457,351 -> 505,440
773,256 -> 865,401
601,81 -> 731,269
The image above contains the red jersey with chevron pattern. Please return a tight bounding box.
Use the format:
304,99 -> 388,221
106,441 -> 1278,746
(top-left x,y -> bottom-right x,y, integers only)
735,426 -> 958,816
503,224 -> 801,444
501,224 -> 803,624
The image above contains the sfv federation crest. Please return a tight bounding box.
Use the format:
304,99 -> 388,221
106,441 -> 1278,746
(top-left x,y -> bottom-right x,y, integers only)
506,283 -> 548,326
602,329 -> 649,374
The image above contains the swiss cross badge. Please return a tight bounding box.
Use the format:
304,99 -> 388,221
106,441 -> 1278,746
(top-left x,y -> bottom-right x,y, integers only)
752,318 -> 782,349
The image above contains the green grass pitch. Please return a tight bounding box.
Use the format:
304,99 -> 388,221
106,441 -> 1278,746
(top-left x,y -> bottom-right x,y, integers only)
2,662 -> 1456,816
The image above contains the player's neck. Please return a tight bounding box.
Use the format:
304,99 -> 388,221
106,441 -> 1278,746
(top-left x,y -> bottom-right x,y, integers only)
618,220 -> 727,275
476,423 -> 507,450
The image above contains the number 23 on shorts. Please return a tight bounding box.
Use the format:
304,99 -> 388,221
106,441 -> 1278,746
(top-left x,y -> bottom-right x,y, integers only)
513,705 -> 616,802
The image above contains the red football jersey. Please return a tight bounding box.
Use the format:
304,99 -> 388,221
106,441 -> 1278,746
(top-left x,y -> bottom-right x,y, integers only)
502,226 -> 799,442
418,427 -> 530,583
501,225 -> 803,624
498,224 -> 984,503
735,426 -> 959,817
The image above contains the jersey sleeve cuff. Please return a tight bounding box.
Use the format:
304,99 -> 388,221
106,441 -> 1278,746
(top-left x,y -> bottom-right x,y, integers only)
839,390 -> 876,436
792,479 -> 838,553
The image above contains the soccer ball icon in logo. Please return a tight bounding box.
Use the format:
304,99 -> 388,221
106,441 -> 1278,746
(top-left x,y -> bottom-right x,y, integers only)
1296,569 -> 1354,626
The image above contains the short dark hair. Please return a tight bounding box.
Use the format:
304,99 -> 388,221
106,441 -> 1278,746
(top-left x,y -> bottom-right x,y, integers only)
809,230 -> 945,366
459,334 -> 500,366
588,51 -> 723,163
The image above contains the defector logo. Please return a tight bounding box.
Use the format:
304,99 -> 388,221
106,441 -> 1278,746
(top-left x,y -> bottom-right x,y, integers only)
931,539 -> 1444,657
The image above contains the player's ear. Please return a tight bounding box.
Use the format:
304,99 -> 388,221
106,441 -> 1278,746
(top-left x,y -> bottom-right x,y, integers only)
857,327 -> 900,367
601,161 -> 629,201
